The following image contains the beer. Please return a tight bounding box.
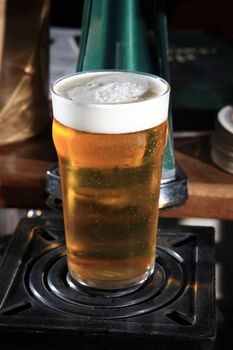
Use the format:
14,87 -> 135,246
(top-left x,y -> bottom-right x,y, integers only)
51,71 -> 170,290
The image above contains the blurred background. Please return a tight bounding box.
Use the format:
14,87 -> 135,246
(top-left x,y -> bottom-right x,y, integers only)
49,0 -> 233,132
50,0 -> 233,43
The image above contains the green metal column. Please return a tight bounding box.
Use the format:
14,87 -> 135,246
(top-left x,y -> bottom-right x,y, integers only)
76,0 -> 187,208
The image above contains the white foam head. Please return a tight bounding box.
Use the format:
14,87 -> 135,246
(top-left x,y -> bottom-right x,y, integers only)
51,71 -> 170,134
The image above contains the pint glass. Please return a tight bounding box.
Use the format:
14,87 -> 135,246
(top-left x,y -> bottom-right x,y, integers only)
51,71 -> 170,290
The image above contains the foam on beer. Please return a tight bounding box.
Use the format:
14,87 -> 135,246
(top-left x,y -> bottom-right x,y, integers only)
51,71 -> 170,134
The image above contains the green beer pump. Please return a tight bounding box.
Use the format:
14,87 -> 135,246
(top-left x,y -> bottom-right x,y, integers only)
77,0 -> 187,208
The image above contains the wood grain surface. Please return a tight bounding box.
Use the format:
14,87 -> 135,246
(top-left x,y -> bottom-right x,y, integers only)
0,127 -> 232,220
161,135 -> 233,220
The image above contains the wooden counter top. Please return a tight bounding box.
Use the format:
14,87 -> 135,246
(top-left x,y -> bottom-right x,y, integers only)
0,125 -> 57,208
0,126 -> 232,220
161,135 -> 233,220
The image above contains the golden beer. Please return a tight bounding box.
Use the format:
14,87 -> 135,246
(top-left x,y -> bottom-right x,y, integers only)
51,71 -> 170,290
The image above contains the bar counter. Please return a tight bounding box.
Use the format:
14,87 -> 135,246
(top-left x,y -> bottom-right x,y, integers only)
0,124 -> 232,220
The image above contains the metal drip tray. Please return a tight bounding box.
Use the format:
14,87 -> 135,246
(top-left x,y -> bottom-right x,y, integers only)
0,212 -> 215,349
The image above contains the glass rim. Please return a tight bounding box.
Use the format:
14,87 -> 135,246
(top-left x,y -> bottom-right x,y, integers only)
51,69 -> 171,108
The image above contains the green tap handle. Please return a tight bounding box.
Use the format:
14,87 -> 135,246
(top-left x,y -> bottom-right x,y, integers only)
77,0 -> 175,180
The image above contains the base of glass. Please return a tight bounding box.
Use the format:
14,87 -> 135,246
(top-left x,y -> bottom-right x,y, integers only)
67,264 -> 155,294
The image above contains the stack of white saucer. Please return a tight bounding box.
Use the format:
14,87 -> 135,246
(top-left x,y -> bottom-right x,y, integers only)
211,106 -> 233,174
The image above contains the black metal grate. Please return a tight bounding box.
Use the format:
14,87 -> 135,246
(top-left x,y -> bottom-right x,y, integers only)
0,211 -> 215,349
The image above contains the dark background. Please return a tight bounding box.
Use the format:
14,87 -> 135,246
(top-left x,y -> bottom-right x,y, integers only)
49,0 -> 233,132
50,0 -> 233,44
